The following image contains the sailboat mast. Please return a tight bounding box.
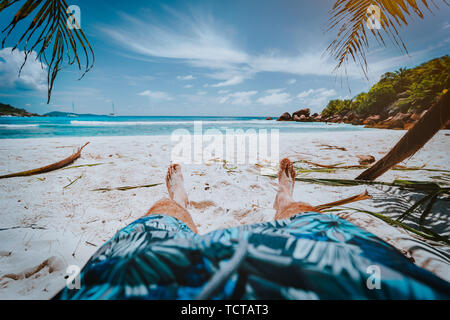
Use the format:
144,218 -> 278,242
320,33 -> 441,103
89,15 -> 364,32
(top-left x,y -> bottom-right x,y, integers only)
110,101 -> 115,116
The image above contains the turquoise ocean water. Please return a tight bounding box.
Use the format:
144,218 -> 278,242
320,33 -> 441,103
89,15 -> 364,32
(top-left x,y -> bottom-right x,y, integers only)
0,116 -> 370,139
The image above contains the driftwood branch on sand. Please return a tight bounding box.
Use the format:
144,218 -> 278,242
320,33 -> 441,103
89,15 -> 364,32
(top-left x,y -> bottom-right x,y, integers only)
357,91 -> 450,181
0,142 -> 90,180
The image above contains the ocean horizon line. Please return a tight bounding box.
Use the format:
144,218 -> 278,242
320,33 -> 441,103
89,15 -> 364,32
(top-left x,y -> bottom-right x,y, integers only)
1,115 -> 280,118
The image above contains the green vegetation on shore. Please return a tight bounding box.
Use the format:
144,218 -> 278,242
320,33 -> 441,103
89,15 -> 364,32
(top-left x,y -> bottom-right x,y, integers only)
321,56 -> 450,119
0,105 -> 110,118
0,102 -> 40,117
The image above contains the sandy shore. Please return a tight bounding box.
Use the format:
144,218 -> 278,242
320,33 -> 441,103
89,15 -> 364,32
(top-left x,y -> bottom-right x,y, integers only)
0,130 -> 449,299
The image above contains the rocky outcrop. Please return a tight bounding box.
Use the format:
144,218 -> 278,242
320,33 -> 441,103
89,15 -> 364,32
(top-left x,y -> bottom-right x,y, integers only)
293,114 -> 308,122
276,108 -> 436,130
278,108 -> 327,123
363,115 -> 381,126
277,112 -> 292,121
312,111 -> 425,130
370,112 -> 412,129
351,116 -> 363,125
265,117 -> 273,120
293,108 -> 310,118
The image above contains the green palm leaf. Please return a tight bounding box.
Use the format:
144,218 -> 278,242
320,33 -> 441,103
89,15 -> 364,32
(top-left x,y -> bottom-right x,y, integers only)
0,0 -> 95,103
327,0 -> 448,77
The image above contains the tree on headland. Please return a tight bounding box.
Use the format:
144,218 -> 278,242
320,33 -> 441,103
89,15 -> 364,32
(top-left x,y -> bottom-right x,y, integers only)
321,56 -> 449,119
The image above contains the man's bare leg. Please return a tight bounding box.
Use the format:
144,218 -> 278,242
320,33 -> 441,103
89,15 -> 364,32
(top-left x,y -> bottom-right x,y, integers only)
274,158 -> 321,220
145,164 -> 198,233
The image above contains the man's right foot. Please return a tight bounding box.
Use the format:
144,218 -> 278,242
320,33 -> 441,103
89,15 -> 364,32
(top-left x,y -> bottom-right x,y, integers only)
166,164 -> 189,208
278,158 -> 296,196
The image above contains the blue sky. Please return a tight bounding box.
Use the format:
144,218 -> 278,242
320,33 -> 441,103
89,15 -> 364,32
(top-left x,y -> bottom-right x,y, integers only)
0,0 -> 449,116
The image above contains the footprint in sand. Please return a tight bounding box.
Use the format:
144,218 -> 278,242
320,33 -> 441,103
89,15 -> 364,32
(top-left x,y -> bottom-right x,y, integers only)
190,201 -> 216,211
213,180 -> 231,188
0,256 -> 64,289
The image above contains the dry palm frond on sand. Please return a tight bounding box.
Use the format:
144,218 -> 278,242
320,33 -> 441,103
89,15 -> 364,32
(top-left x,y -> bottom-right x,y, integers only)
92,183 -> 162,192
315,190 -> 372,211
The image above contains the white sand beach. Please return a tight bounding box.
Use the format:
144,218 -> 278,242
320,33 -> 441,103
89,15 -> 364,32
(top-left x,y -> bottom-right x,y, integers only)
0,129 -> 449,299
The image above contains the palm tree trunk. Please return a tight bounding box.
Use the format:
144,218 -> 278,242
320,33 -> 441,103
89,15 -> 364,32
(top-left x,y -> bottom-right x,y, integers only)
356,91 -> 450,181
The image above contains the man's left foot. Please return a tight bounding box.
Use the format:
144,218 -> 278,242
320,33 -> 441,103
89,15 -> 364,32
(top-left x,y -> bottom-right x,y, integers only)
166,164 -> 189,208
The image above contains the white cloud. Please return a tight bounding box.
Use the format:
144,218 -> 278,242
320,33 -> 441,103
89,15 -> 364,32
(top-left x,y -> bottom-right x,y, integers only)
364,47 -> 442,82
218,91 -> 257,105
0,48 -> 47,92
102,11 -> 247,66
297,88 -> 337,110
218,90 -> 229,95
297,88 -> 336,99
197,91 -> 207,95
101,7 -> 436,93
265,88 -> 285,94
257,89 -> 292,105
250,52 -> 355,77
297,89 -> 315,99
210,75 -> 246,87
287,78 -> 297,85
124,75 -> 155,86
102,9 -> 361,89
53,87 -> 103,98
138,90 -> 173,100
177,75 -> 195,81
184,84 -> 193,88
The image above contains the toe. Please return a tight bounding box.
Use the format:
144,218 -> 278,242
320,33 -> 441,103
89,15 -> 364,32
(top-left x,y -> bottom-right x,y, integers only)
166,167 -> 172,183
170,164 -> 181,175
280,158 -> 290,170
289,161 -> 296,179
279,158 -> 290,178
167,164 -> 179,179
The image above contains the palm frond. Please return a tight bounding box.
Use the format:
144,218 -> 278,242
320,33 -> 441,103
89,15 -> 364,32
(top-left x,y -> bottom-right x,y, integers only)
327,0 -> 448,77
319,183 -> 450,245
370,185 -> 422,216
264,174 -> 448,193
337,206 -> 450,244
0,0 -> 95,103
